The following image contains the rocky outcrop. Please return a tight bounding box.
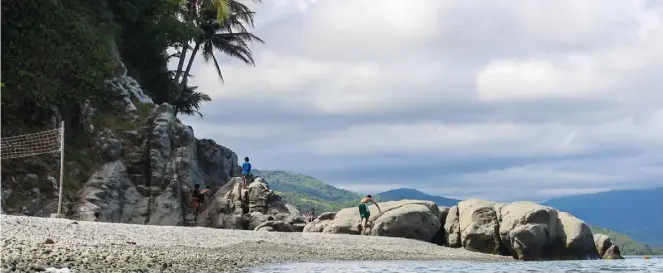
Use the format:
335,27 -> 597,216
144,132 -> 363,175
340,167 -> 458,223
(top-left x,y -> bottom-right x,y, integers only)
594,233 -> 624,259
304,200 -> 442,242
59,69 -> 241,226
196,177 -> 303,230
309,198 -> 621,261
72,102 -> 239,226
445,200 -> 602,260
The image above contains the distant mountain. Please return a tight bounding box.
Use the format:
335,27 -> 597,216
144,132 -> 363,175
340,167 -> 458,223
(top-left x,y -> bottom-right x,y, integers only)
253,170 -> 362,213
544,187 -> 663,247
376,188 -> 459,207
590,226 -> 663,255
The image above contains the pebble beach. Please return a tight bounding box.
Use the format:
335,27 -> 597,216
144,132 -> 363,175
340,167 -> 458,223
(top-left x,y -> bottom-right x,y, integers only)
1,215 -> 509,272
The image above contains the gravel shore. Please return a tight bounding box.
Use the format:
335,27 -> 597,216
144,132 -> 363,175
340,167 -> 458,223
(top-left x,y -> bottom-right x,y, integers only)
1,215 -> 510,272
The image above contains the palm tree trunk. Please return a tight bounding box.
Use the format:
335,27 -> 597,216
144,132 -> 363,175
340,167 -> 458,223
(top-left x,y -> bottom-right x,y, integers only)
179,42 -> 201,88
173,44 -> 189,84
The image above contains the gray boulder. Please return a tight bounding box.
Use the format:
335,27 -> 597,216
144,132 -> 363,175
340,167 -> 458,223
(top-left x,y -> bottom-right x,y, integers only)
305,200 -> 441,242
370,201 -> 440,241
594,233 -> 624,259
603,245 -> 624,260
303,212 -> 336,233
557,212 -> 600,260
254,221 -> 295,232
444,205 -> 461,247
593,233 -> 612,257
498,201 -> 559,260
458,199 -> 502,254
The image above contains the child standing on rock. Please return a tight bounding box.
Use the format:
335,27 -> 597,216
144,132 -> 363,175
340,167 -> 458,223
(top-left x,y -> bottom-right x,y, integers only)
241,157 -> 252,188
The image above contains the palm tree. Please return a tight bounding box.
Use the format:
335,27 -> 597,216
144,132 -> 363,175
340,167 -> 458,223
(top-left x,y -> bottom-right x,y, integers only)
178,8 -> 264,89
173,0 -> 261,85
172,85 -> 211,117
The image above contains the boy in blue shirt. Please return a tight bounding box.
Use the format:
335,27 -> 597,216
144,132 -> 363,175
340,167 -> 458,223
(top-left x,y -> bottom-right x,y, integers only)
241,157 -> 252,188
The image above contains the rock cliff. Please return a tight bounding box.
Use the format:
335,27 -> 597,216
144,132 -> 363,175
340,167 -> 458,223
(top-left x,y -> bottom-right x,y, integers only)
0,65 -> 301,231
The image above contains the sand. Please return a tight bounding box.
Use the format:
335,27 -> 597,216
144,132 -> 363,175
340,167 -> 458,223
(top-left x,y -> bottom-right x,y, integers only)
0,215 -> 510,272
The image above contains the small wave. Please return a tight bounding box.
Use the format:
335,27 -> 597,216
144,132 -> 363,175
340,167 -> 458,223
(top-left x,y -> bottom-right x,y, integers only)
250,259 -> 663,273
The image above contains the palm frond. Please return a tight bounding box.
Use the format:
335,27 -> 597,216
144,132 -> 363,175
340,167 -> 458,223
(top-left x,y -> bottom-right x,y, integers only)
210,52 -> 224,82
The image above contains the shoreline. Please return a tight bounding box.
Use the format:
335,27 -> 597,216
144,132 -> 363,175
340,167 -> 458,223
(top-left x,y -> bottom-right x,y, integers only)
1,215 -> 510,272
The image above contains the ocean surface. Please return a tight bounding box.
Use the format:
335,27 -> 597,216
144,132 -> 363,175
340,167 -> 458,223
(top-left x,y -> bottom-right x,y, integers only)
250,256 -> 663,273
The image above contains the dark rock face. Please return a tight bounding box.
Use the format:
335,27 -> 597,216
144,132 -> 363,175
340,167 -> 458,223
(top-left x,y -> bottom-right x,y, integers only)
430,206 -> 449,245
72,103 -> 241,225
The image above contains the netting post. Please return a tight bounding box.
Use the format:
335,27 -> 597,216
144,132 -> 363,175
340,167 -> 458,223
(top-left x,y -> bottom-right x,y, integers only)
57,121 -> 65,217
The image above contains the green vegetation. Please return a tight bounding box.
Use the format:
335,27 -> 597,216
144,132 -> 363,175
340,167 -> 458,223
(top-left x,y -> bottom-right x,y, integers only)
590,226 -> 663,255
1,0 -> 115,130
1,0 -> 263,212
2,0 -> 263,131
254,170 -> 362,213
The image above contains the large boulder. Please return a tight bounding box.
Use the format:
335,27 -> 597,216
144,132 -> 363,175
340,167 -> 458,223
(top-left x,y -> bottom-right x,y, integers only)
196,177 -> 296,230
444,205 -> 461,247
453,200 -> 603,260
593,233 -> 612,257
556,212 -> 600,259
254,221 -> 295,232
603,245 -> 624,260
305,200 -> 441,242
498,202 -> 559,260
370,201 -> 441,240
303,212 -> 336,233
458,199 -> 502,254
594,233 -> 624,259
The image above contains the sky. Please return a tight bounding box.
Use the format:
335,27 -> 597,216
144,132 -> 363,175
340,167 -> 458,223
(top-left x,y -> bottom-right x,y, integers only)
174,0 -> 663,202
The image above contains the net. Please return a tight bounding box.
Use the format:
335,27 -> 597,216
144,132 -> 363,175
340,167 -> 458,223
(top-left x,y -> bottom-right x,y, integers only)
1,127 -> 63,159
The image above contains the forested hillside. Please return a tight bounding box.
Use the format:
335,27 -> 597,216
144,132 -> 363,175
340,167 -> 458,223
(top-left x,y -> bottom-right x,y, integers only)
590,226 -> 663,255
254,170 -> 361,213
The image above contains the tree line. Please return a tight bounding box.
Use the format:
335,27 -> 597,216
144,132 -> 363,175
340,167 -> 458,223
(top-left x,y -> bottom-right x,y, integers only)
1,0 -> 263,132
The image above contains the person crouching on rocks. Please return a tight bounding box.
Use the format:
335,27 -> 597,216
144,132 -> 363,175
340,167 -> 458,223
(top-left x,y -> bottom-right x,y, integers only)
94,212 -> 101,222
359,195 -> 381,228
190,184 -> 211,216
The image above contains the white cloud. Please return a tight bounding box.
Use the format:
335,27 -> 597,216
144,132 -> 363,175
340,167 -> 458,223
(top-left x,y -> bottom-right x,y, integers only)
305,106 -> 663,158
186,0 -> 663,115
476,58 -> 610,101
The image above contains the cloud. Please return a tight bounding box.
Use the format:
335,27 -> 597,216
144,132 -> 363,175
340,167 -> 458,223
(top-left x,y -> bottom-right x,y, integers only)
176,0 -> 663,202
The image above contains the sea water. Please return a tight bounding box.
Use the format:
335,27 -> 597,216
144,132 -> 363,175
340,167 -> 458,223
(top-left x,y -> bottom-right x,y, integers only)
250,256 -> 663,273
